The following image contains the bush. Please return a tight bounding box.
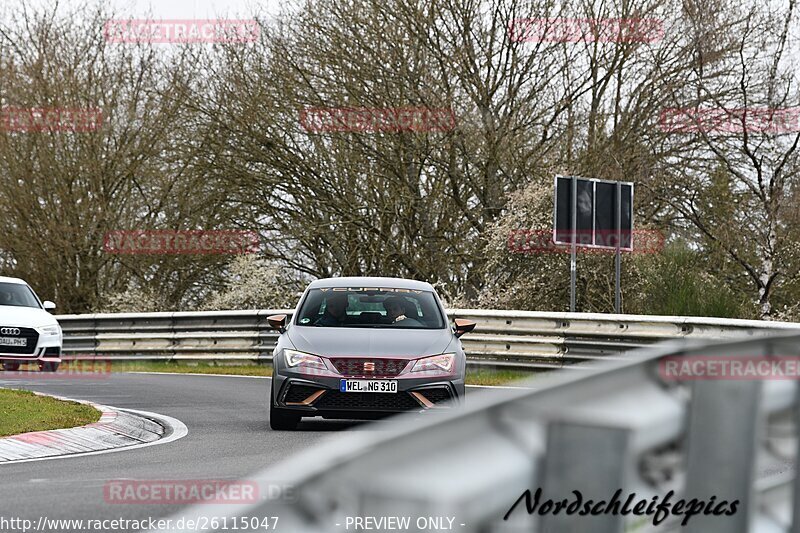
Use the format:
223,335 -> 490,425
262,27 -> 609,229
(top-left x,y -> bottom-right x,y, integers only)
630,244 -> 749,318
201,255 -> 305,310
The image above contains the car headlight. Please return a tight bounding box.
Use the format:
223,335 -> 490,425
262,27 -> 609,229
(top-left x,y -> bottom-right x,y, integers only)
284,349 -> 326,370
411,353 -> 456,374
39,325 -> 61,336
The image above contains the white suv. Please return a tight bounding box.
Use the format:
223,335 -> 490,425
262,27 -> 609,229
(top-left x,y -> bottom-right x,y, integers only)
0,276 -> 62,372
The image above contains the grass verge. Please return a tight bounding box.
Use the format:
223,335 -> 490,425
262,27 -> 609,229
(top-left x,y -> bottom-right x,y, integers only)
109,361 -> 273,376
7,360 -> 538,386
75,360 -> 535,386
0,389 -> 101,438
466,367 -> 537,386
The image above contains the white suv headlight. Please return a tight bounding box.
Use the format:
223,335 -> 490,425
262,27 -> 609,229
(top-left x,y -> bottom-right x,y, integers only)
284,349 -> 326,370
411,353 -> 456,374
39,325 -> 61,336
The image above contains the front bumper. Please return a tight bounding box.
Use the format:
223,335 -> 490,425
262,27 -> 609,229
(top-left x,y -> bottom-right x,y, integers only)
273,373 -> 465,418
0,330 -> 62,364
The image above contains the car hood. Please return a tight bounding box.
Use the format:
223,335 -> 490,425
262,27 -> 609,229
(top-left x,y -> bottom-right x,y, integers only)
0,306 -> 58,329
287,326 -> 454,358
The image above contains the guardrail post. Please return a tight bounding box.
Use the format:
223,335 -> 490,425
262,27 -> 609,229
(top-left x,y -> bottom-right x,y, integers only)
791,377 -> 800,533
169,312 -> 177,360
539,421 -> 630,533
91,314 -> 98,357
683,363 -> 762,533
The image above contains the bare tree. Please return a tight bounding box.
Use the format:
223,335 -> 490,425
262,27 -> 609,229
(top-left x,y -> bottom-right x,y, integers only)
654,0 -> 800,318
0,3 -> 247,312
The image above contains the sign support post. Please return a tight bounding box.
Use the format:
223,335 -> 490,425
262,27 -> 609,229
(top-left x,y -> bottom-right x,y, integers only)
554,175 -> 633,315
570,176 -> 577,312
615,182 -> 622,314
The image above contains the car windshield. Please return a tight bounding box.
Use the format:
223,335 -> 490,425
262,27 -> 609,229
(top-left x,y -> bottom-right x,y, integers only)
296,288 -> 445,329
0,282 -> 41,308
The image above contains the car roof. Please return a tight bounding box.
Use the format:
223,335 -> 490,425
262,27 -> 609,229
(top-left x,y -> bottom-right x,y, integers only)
0,276 -> 26,285
307,277 -> 435,291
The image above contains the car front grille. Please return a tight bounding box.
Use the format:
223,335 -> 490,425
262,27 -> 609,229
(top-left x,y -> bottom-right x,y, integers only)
0,327 -> 38,355
314,391 -> 421,411
283,384 -> 324,404
416,387 -> 452,404
329,358 -> 409,377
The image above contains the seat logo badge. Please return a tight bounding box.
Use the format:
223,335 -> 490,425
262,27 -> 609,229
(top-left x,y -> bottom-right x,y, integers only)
1,328 -> 20,336
363,362 -> 375,372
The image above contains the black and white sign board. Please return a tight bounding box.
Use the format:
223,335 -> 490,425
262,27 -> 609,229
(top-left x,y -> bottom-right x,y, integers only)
554,176 -> 634,250
553,175 -> 634,312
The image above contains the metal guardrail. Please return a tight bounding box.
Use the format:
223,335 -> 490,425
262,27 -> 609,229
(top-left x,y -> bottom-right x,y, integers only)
55,309 -> 800,370
153,330 -> 800,533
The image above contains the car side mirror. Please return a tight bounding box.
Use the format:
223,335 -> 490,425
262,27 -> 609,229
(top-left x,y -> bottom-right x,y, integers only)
267,314 -> 287,333
453,318 -> 476,338
43,301 -> 56,312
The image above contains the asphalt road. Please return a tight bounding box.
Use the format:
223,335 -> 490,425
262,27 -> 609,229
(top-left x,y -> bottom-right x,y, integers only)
0,372 -> 795,533
0,372 -> 447,528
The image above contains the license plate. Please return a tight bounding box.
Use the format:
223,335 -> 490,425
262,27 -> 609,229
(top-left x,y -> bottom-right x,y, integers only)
340,379 -> 398,393
0,337 -> 26,347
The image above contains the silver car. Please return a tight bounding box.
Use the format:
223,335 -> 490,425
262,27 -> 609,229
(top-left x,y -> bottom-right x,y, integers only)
267,277 -> 476,430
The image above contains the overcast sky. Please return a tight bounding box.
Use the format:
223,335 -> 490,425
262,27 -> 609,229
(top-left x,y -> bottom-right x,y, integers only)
106,0 -> 282,17
10,0 -> 284,19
